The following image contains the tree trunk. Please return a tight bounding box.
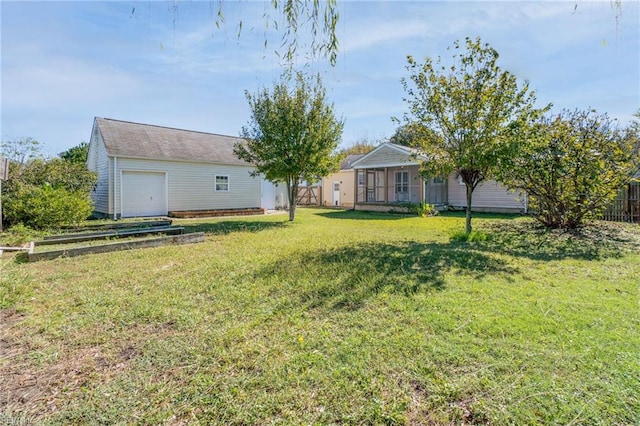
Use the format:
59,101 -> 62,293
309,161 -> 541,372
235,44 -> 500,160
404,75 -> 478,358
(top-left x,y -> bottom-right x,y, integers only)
287,180 -> 298,221
465,183 -> 473,234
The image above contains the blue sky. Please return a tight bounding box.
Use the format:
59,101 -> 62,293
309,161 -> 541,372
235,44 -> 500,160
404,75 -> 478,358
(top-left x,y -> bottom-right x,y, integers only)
1,1 -> 639,157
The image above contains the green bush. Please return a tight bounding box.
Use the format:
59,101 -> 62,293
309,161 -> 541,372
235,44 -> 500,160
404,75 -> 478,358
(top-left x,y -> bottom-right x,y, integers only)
3,184 -> 93,230
391,201 -> 439,217
450,229 -> 489,242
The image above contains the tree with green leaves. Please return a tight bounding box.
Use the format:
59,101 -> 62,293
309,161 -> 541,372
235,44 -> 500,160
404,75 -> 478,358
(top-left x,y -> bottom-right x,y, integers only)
1,138 -> 97,229
146,0 -> 339,68
59,141 -> 89,164
235,72 -> 344,221
400,37 -> 548,234
339,138 -> 379,156
0,137 -> 42,164
498,109 -> 639,229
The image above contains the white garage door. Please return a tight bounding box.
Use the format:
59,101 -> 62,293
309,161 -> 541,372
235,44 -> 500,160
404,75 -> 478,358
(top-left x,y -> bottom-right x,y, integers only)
121,171 -> 167,217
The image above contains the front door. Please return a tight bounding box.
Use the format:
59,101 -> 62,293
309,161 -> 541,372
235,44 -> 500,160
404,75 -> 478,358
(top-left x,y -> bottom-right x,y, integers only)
333,182 -> 340,206
395,171 -> 409,202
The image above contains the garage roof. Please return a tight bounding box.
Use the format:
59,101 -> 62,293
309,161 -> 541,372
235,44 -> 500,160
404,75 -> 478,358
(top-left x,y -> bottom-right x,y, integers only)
94,117 -> 250,165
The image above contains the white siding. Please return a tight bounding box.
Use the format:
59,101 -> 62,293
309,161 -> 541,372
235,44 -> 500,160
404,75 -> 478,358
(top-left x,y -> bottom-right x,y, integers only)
354,145 -> 418,169
113,158 -> 260,216
87,124 -> 110,215
447,174 -> 525,212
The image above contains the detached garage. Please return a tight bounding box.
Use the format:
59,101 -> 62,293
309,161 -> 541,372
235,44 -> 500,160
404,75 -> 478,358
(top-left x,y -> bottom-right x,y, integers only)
87,117 -> 269,218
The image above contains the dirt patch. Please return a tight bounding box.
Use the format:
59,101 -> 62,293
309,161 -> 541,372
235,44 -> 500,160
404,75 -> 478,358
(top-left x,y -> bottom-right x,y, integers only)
0,313 -> 149,422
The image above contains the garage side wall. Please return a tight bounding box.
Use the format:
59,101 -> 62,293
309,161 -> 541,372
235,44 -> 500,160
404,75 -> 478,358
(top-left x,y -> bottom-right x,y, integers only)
114,158 -> 261,216
86,128 -> 111,216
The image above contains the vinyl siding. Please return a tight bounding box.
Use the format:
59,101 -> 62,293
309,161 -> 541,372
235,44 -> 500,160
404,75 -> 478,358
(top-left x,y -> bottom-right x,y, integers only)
353,145 -> 418,169
321,169 -> 357,207
113,158 -> 260,215
447,174 -> 524,211
87,125 -> 110,215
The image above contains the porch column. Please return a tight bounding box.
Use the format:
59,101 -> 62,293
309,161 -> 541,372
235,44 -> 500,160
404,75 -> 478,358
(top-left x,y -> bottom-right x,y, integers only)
353,169 -> 358,205
384,167 -> 388,203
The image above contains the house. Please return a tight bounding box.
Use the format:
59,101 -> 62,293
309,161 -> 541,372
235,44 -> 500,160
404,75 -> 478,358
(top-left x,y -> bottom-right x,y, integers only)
87,117 -> 283,218
321,154 -> 365,208
351,142 -> 525,213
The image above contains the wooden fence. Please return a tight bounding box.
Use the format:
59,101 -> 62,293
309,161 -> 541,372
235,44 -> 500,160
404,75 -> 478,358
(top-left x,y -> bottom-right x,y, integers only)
601,184 -> 640,223
297,186 -> 322,206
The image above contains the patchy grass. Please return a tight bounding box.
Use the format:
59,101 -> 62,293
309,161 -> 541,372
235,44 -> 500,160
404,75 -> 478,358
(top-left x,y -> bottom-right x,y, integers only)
1,209 -> 639,424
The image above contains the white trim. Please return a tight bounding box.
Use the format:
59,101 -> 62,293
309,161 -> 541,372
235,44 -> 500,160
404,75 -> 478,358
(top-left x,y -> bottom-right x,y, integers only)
120,170 -> 168,217
113,156 -> 118,219
215,174 -> 230,192
350,142 -> 426,169
353,160 -> 420,169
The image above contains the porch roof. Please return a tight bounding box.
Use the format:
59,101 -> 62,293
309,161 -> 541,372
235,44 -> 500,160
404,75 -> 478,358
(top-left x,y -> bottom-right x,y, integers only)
351,142 -> 427,169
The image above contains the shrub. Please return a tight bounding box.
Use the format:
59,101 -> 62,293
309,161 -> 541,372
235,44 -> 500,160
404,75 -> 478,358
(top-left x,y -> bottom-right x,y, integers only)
3,184 -> 93,230
450,229 -> 489,242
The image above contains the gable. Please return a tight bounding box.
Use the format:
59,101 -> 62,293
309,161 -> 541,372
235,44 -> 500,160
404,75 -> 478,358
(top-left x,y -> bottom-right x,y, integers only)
95,117 -> 250,166
352,143 -> 422,169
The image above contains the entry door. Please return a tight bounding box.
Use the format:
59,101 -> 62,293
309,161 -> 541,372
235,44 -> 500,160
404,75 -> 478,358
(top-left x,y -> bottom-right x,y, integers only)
395,171 -> 409,201
121,171 -> 167,217
333,182 -> 340,206
261,178 -> 276,210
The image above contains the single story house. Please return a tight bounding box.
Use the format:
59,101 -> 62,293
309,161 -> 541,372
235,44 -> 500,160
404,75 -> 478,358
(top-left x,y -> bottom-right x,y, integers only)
321,154 -> 365,208
350,142 -> 526,213
87,117 -> 284,218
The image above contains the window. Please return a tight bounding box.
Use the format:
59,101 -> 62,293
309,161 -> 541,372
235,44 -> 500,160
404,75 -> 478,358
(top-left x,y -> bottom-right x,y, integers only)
215,175 -> 229,191
357,171 -> 365,186
395,171 -> 408,193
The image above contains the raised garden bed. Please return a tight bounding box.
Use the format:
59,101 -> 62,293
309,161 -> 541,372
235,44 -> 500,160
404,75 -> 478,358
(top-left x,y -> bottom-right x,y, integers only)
38,226 -> 184,245
28,232 -> 205,262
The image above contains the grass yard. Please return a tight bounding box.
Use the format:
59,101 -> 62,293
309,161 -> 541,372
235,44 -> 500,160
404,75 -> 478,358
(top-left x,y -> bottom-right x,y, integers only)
1,208 -> 639,425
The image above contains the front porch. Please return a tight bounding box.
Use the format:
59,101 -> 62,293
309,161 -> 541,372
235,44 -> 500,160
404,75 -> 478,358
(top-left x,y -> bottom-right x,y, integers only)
353,166 -> 447,212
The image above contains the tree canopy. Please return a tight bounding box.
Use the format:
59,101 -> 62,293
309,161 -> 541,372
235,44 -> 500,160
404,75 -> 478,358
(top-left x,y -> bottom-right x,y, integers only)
154,0 -> 339,67
235,72 -> 343,221
498,109 -> 638,228
400,37 -> 548,233
1,138 -> 96,229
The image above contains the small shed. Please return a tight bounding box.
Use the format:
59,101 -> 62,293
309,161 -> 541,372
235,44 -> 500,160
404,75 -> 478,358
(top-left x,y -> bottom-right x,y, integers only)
87,117 -> 278,218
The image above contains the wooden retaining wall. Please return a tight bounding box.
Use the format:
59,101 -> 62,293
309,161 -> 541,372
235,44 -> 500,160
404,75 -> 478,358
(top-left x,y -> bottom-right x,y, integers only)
28,232 -> 205,262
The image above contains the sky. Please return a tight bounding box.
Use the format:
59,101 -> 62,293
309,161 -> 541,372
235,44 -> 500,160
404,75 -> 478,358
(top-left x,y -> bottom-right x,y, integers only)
1,1 -> 639,157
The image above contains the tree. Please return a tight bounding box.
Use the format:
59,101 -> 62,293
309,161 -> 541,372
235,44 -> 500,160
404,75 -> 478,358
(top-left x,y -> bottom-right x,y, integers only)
146,0 -> 339,67
59,141 -> 89,164
389,124 -> 421,147
0,137 -> 42,164
339,138 -> 379,156
235,72 -> 344,221
1,139 -> 97,229
499,109 -> 639,229
400,37 -> 548,233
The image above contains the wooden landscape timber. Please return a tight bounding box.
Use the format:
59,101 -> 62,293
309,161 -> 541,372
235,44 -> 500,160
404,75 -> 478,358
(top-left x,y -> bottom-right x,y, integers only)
37,226 -> 184,246
60,219 -> 172,232
28,232 -> 205,262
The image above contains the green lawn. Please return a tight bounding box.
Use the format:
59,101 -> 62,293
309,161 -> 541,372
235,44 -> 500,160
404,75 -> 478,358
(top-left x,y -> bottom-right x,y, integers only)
1,208 -> 639,425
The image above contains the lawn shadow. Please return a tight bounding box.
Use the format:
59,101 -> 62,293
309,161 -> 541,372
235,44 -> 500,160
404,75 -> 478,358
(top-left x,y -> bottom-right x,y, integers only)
476,220 -> 639,261
258,240 -> 519,311
181,220 -> 287,236
316,210 -> 415,221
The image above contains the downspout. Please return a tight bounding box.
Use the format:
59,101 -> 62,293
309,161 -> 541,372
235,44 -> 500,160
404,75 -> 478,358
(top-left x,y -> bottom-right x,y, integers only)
113,156 -> 118,220
523,192 -> 528,214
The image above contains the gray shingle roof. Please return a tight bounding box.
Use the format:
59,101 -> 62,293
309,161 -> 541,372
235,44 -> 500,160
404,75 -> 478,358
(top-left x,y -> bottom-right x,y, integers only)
95,117 -> 249,165
340,154 -> 365,170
